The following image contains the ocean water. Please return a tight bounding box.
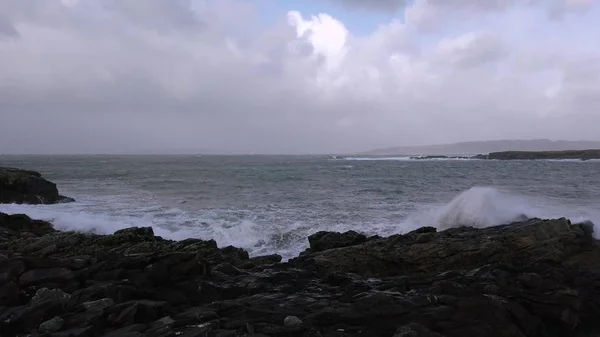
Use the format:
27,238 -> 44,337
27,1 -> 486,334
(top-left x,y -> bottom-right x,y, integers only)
1,155 -> 599,260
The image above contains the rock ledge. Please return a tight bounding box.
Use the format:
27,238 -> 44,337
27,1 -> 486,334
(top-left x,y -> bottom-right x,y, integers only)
0,167 -> 74,204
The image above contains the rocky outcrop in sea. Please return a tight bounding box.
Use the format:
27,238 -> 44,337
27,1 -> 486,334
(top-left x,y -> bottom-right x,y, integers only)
0,167 -> 74,204
1,211 -> 599,337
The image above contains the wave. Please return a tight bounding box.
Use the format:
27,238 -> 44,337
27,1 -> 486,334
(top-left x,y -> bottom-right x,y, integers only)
1,187 -> 597,260
399,187 -> 599,235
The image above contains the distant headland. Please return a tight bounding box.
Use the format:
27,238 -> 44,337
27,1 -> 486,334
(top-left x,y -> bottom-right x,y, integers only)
362,139 -> 600,156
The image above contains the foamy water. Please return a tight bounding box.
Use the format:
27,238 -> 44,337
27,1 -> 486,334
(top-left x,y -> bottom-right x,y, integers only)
1,155 -> 599,260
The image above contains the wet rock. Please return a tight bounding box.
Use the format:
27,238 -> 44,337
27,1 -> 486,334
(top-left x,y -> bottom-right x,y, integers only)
83,298 -> 115,311
308,230 -> 367,253
3,203 -> 600,337
415,232 -> 435,243
31,288 -> 71,306
248,254 -> 283,266
106,300 -> 168,326
39,316 -> 64,333
20,268 -> 75,287
50,326 -> 94,337
284,315 -> 303,326
0,213 -> 57,240
0,167 -> 74,204
393,323 -> 445,337
114,227 -> 155,237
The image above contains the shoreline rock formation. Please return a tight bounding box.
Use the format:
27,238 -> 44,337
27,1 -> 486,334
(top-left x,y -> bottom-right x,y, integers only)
1,211 -> 599,337
472,149 -> 600,161
0,167 -> 74,204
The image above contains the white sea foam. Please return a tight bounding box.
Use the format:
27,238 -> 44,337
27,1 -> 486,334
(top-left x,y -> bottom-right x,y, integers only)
1,187 -> 598,260
343,157 -> 413,161
399,187 -> 600,235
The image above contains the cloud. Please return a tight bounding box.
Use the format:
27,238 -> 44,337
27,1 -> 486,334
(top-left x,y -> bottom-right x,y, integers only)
0,0 -> 599,154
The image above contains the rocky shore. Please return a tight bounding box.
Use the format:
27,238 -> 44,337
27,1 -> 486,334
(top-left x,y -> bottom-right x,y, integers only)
473,149 -> 600,161
1,212 -> 599,337
2,168 -> 600,336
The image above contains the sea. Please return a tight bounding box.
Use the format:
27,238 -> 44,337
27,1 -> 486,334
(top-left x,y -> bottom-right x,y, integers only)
1,155 -> 599,260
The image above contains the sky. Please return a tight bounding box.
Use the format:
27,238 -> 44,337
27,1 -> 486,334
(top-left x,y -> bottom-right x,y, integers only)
0,0 -> 599,154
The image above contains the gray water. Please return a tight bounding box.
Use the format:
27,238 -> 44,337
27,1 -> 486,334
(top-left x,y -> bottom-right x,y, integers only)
1,155 -> 599,259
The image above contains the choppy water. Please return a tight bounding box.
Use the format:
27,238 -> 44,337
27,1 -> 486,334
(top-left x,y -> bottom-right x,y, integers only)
1,155 -> 599,260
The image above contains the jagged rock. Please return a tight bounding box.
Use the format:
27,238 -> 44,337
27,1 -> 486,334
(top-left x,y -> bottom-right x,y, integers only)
20,268 -> 75,287
114,227 -> 155,237
31,288 -> 71,306
284,315 -> 303,326
83,298 -> 115,311
0,167 -> 74,204
0,213 -> 57,241
2,208 -> 600,337
307,230 -> 367,253
39,316 -> 65,333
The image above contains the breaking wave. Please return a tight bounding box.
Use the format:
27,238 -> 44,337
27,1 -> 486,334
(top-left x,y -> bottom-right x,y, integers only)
0,187 -> 597,260
400,187 -> 599,235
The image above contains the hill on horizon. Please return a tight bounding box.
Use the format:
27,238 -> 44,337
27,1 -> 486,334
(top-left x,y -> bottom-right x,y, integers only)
361,139 -> 600,156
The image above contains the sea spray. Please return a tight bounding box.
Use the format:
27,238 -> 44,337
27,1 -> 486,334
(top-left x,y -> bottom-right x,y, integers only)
2,186 -> 598,261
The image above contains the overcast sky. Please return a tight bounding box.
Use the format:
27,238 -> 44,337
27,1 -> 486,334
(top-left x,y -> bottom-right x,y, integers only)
0,0 -> 599,154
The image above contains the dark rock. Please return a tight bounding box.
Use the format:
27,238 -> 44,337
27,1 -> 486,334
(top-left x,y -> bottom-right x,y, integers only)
484,149 -> 600,161
114,227 -> 155,237
20,268 -> 75,287
0,213 -> 57,240
101,324 -> 147,337
393,323 -> 445,337
31,288 -> 71,306
39,316 -> 65,333
248,254 -> 283,265
284,315 -> 303,326
3,210 -> 600,337
50,326 -> 94,337
0,167 -> 74,204
106,300 -> 168,326
308,230 -> 368,253
83,298 -> 115,311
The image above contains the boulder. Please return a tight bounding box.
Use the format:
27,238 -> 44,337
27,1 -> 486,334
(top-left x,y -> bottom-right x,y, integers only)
0,167 -> 74,204
307,230 -> 368,253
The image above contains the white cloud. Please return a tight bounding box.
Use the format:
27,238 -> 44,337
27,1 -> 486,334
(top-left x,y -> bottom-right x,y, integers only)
0,0 -> 599,154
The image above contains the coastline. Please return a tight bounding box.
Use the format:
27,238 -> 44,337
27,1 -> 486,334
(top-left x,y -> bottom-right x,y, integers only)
2,167 -> 600,336
478,149 -> 600,161
1,212 -> 598,336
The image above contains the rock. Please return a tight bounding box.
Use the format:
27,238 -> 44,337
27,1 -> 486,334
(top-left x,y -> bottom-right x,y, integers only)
20,268 -> 75,287
0,167 -> 74,204
3,210 -> 600,337
0,212 -> 57,240
393,323 -> 445,337
114,227 -> 155,237
284,315 -> 303,326
50,326 -> 94,337
307,230 -> 367,253
83,298 -> 115,311
39,316 -> 64,333
31,288 -> 71,306
248,254 -> 283,265
107,300 -> 168,326
574,220 -> 595,236
415,232 -> 435,243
